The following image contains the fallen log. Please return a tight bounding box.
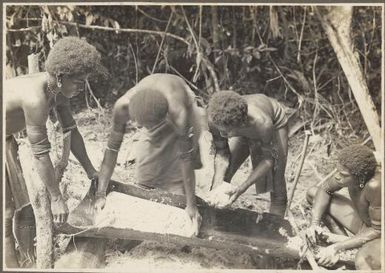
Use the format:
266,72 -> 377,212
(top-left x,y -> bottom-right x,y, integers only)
56,180 -> 355,269
58,180 -> 300,262
55,237 -> 107,269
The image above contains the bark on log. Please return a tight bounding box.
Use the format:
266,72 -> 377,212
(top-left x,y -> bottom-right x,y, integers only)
59,181 -> 299,260
55,238 -> 107,269
19,148 -> 53,269
57,180 -> 355,269
316,6 -> 381,151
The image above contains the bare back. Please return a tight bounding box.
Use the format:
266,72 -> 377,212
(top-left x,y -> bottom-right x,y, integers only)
113,73 -> 195,134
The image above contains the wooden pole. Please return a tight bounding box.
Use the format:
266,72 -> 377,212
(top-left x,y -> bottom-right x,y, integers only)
316,6 -> 382,151
19,144 -> 54,269
285,130 -> 311,217
24,53 -> 54,268
27,53 -> 40,74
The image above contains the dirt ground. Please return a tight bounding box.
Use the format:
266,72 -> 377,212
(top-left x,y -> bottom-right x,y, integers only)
17,108 -> 362,270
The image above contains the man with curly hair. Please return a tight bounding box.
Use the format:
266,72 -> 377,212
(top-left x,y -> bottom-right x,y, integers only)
4,36 -> 106,267
94,73 -> 203,237
305,145 -> 381,269
207,91 -> 291,217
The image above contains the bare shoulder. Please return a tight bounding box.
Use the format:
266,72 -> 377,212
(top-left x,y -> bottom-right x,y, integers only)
112,93 -> 130,124
365,171 -> 381,192
138,73 -> 189,102
8,72 -> 44,95
245,93 -> 272,105
19,75 -> 48,109
139,73 -> 184,86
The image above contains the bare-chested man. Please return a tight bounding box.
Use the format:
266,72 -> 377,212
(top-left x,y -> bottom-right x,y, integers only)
207,91 -> 290,217
306,145 -> 381,269
4,37 -> 105,267
94,73 -> 203,236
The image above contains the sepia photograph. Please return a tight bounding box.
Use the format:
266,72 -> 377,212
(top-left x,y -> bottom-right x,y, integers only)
2,2 -> 384,271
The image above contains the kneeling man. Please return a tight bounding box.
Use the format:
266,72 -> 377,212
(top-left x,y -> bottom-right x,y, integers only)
306,145 -> 381,269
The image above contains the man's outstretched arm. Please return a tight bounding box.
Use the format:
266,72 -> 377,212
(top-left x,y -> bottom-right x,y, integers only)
95,100 -> 129,210
24,100 -> 68,224
55,97 -> 97,179
175,105 -> 201,236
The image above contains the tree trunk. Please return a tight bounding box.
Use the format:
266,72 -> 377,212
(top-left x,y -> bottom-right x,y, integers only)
316,6 -> 381,151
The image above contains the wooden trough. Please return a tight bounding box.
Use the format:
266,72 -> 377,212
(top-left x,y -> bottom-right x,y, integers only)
56,180 -> 355,269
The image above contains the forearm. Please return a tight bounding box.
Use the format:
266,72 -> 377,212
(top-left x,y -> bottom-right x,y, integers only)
181,161 -> 197,209
334,228 -> 381,251
70,128 -> 96,177
238,159 -> 273,194
213,149 -> 230,184
33,153 -> 62,199
97,149 -> 118,195
311,189 -> 332,224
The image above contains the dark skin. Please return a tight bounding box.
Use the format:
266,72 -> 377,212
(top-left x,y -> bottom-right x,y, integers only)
210,94 -> 288,212
95,73 -> 201,236
306,163 -> 381,267
5,72 -> 97,224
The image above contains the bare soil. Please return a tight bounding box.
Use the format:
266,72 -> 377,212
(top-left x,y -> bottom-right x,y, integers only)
18,108 -> 360,270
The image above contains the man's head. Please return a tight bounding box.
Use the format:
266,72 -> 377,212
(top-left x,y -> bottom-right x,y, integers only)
45,36 -> 108,98
337,145 -> 377,185
207,91 -> 248,132
129,89 -> 168,128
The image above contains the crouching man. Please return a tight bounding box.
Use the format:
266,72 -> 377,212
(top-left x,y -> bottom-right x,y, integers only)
306,145 -> 381,269
94,73 -> 203,236
206,91 -> 291,217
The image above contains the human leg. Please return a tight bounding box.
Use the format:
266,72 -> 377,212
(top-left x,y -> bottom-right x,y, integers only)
307,186 -> 363,234
4,173 -> 19,268
306,187 -> 348,235
355,238 -> 381,270
5,136 -> 36,266
269,127 -> 288,216
14,205 -> 36,265
190,107 -> 203,169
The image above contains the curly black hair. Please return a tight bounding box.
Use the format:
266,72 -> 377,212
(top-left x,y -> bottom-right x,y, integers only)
207,91 -> 248,128
129,88 -> 168,126
337,145 -> 377,183
45,36 -> 108,77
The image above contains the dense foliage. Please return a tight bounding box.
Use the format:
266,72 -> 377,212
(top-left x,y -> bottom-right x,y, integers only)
5,5 -> 382,142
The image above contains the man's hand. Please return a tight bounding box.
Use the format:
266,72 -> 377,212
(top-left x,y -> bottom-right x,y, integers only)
94,193 -> 107,213
185,205 -> 202,237
87,170 -> 98,181
305,223 -> 323,245
316,245 -> 340,267
207,182 -> 240,208
50,195 -> 69,224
